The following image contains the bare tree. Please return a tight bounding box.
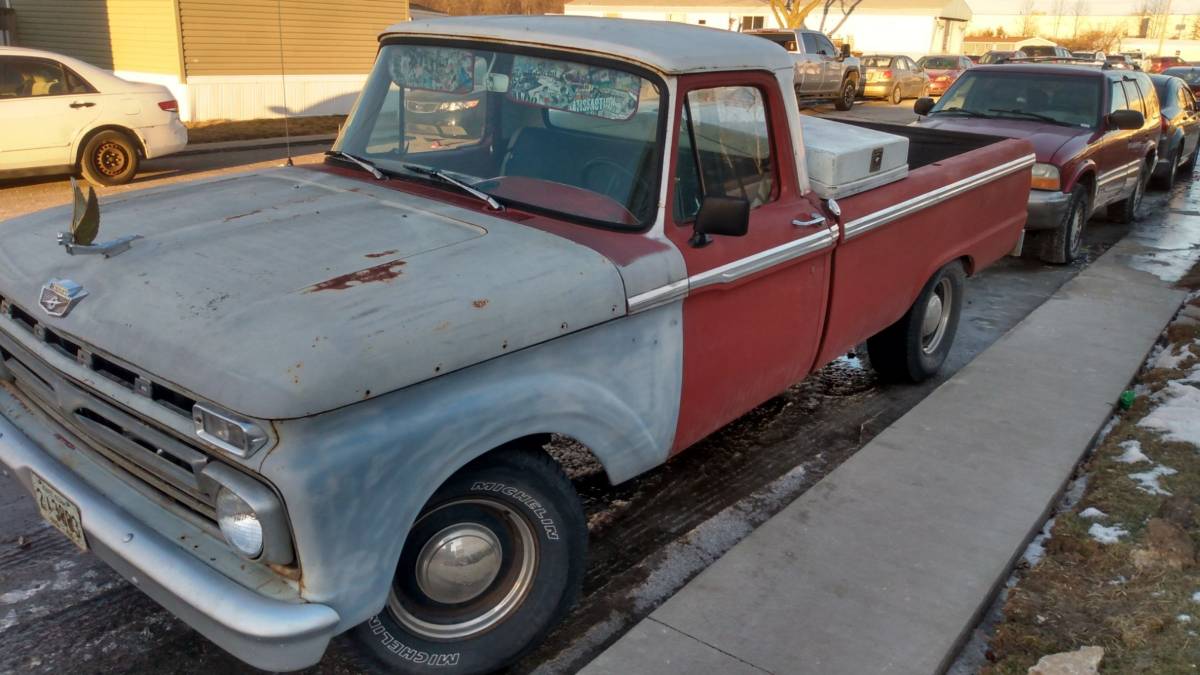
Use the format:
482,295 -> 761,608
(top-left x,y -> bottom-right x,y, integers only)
1050,0 -> 1068,37
818,0 -> 865,34
1071,0 -> 1088,37
769,0 -> 824,29
418,1 -> 564,15
1019,0 -> 1040,37
1135,0 -> 1169,38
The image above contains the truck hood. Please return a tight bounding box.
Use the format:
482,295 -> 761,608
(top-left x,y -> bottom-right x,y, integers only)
0,167 -> 627,419
917,116 -> 1082,163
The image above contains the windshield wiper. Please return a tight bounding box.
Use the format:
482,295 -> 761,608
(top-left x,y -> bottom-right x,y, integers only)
987,108 -> 1072,126
325,150 -> 385,180
932,106 -> 993,118
401,163 -> 503,211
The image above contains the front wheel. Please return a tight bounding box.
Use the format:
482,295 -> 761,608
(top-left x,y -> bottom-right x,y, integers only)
1032,184 -> 1089,264
349,448 -> 586,675
834,78 -> 856,111
890,84 -> 903,105
867,262 -> 965,383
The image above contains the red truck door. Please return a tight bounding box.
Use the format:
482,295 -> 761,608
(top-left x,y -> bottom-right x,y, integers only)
665,72 -> 834,452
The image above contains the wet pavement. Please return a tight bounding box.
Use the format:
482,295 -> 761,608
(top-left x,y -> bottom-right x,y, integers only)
0,104 -> 1195,674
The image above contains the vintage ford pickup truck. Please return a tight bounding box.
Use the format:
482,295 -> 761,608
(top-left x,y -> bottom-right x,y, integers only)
0,17 -> 1034,674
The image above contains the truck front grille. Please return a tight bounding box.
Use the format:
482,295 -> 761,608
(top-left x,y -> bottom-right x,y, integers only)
0,296 -> 220,526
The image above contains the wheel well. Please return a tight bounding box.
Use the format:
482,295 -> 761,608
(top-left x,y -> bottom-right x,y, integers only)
75,126 -> 145,166
470,434 -> 610,486
957,255 -> 975,276
1072,170 -> 1096,203
844,71 -> 859,84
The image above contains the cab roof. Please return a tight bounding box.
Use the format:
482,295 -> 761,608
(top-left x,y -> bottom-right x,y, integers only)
380,15 -> 795,75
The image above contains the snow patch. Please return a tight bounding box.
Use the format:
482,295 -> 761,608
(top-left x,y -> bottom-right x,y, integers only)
1088,523 -> 1128,544
1079,507 -> 1107,519
1179,614 -> 1194,623
1139,382 -> 1200,448
1129,464 -> 1178,496
1192,591 -> 1200,603
1152,343 -> 1196,370
1022,517 -> 1055,567
0,609 -> 16,632
1115,440 -> 1150,464
0,581 -> 49,605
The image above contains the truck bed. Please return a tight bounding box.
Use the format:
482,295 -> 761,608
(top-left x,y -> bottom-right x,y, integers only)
834,120 -> 1010,171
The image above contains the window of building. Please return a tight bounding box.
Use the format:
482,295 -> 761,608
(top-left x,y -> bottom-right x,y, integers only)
740,15 -> 764,31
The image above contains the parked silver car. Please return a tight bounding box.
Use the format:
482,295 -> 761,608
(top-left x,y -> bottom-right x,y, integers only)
861,54 -> 929,104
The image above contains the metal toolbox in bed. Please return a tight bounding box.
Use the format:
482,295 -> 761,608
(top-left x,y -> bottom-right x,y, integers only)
797,116 -> 909,199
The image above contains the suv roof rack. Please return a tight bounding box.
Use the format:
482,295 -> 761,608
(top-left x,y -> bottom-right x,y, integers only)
995,55 -> 1140,70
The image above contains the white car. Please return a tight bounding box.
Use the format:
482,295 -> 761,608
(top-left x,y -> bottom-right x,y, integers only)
0,46 -> 187,185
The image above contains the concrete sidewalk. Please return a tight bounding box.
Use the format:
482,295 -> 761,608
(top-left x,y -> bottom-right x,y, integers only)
581,239 -> 1189,674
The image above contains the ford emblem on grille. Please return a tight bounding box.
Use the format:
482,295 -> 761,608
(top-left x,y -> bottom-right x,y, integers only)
39,279 -> 88,318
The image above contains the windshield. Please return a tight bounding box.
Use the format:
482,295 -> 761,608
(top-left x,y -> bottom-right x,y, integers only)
862,56 -> 894,68
1166,68 -> 1200,84
930,71 -> 1102,128
333,42 -> 665,229
921,56 -> 960,69
1021,46 -> 1058,57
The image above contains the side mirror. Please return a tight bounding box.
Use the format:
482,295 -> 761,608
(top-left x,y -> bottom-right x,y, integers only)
840,43 -> 852,59
1108,109 -> 1145,130
690,196 -> 749,247
913,97 -> 936,115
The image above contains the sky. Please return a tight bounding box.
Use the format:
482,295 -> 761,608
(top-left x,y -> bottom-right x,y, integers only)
969,0 -> 1199,13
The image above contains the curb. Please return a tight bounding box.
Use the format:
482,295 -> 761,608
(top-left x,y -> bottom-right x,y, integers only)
175,134 -> 336,157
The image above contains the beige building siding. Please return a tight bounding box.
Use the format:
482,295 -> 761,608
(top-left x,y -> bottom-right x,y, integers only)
10,0 -> 181,76
178,0 -> 408,76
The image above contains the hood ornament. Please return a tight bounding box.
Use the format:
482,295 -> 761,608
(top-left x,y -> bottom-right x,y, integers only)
57,179 -> 142,258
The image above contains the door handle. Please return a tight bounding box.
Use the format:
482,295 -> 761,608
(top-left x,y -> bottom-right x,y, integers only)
793,215 -> 826,227
69,101 -> 95,108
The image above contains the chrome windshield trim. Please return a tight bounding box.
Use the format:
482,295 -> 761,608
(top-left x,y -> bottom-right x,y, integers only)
626,228 -> 835,314
842,153 -> 1037,241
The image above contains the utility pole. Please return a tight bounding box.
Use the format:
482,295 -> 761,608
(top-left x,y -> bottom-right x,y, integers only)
1157,0 -> 1172,56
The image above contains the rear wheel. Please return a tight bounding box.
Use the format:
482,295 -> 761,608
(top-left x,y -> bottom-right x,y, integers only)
1152,147 -> 1179,190
890,84 -> 903,105
80,130 -> 139,186
867,261 -> 965,383
834,77 -> 857,111
1182,142 -> 1199,173
349,448 -> 586,675
1107,162 -> 1147,224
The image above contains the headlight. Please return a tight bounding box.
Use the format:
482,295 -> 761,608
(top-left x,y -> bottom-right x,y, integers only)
1031,163 -> 1061,190
192,404 -> 269,458
437,99 -> 480,112
216,488 -> 263,558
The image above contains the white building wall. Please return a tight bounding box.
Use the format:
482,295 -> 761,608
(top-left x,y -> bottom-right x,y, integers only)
182,74 -> 367,122
830,15 -> 935,58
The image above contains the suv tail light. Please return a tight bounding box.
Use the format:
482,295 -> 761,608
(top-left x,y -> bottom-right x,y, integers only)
883,69 -> 893,79
158,100 -> 179,112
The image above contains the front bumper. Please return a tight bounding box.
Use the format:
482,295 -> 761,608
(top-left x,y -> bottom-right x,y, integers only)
0,382 -> 340,672
1025,188 -> 1071,231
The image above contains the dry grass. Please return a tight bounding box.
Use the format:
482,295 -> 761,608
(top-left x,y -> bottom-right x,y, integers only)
184,115 -> 345,145
982,293 -> 1200,673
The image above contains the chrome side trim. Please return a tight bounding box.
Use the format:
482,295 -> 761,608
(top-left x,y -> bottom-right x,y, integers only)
627,278 -> 689,314
1096,159 -> 1142,186
627,229 -> 835,314
841,153 -> 1037,241
690,229 -> 835,291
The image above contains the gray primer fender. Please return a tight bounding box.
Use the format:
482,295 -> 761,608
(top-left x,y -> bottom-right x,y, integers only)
259,303 -> 682,630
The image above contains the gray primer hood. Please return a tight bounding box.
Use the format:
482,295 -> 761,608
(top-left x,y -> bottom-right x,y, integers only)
0,167 -> 627,419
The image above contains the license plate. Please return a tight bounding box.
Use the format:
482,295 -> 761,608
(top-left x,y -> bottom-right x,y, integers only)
31,472 -> 87,551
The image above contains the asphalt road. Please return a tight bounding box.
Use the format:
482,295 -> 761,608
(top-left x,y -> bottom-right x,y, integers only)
0,99 -> 1177,675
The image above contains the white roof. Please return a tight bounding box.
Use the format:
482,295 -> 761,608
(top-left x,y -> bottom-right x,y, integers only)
0,46 -> 138,92
381,15 -> 794,75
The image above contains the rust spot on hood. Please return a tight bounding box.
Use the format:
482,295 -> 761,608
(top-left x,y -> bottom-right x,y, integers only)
472,299 -> 489,308
304,261 -> 407,293
364,250 -> 398,259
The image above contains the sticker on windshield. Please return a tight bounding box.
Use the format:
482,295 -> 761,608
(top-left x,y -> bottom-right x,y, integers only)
389,46 -> 474,94
507,55 -> 642,120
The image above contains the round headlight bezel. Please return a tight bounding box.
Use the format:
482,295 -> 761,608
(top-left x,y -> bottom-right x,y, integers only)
216,487 -> 265,558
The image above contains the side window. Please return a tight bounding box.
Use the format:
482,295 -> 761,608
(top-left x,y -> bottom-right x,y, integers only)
1120,81 -> 1141,114
3,57 -> 69,98
815,35 -> 837,57
674,86 -> 775,223
1109,80 -> 1128,113
801,33 -> 820,55
62,67 -> 96,95
1136,78 -> 1159,122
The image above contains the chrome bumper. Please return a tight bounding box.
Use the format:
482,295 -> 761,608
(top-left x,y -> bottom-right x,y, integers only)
0,384 -> 340,672
1025,189 -> 1071,231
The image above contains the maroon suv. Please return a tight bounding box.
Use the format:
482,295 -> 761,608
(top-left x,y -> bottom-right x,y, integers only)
913,65 -> 1160,263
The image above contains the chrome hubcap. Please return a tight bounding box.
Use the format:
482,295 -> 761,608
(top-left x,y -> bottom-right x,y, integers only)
414,525 -> 503,604
921,278 -> 952,354
387,498 -> 538,640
